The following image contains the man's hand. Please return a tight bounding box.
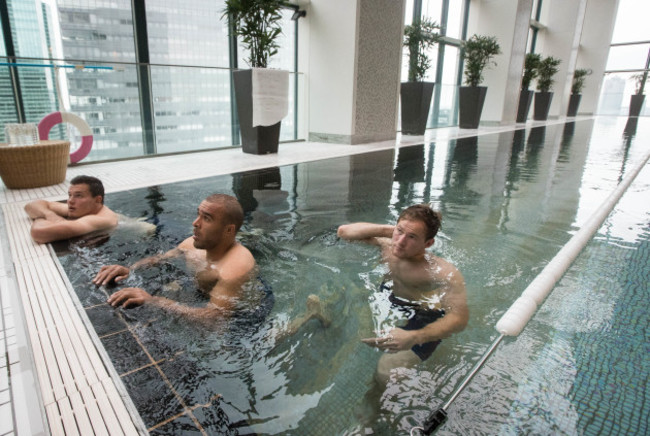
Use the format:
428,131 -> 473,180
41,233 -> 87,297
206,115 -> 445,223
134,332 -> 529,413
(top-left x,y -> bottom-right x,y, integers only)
107,287 -> 152,308
93,265 -> 130,285
361,328 -> 415,353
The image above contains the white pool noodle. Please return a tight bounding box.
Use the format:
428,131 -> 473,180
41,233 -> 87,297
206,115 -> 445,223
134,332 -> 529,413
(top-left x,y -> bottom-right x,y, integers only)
496,149 -> 650,336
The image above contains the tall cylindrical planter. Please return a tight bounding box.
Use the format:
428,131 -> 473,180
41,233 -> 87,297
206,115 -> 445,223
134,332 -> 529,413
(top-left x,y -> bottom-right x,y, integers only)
516,89 -> 535,123
458,86 -> 487,129
533,91 -> 554,121
566,94 -> 581,117
628,94 -> 645,117
400,82 -> 435,135
233,69 -> 281,155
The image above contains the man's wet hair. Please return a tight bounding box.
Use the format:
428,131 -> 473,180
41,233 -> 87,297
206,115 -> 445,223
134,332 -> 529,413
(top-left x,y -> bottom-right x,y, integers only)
398,204 -> 442,240
70,175 -> 105,203
205,193 -> 244,232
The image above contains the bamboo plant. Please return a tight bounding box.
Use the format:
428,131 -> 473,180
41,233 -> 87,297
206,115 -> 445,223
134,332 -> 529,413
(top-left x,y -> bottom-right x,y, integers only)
403,18 -> 441,82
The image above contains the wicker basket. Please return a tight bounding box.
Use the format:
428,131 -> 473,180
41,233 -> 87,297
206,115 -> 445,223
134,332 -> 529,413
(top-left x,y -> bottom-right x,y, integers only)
0,140 -> 70,189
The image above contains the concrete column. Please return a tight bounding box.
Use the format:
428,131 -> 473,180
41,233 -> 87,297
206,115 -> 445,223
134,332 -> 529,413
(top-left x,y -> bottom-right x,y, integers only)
466,0 -> 533,125
575,0 -> 621,115
305,0 -> 405,144
534,0 -> 587,119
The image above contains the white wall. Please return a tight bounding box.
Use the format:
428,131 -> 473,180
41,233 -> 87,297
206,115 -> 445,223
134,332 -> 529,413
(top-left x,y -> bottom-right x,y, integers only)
306,0 -> 358,138
577,0 -> 621,114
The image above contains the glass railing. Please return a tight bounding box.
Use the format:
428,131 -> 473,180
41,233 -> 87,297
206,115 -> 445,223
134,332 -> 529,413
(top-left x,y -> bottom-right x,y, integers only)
0,57 -> 305,162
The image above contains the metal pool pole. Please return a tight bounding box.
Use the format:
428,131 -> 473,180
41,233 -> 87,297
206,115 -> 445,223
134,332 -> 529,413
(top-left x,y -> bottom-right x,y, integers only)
414,149 -> 650,435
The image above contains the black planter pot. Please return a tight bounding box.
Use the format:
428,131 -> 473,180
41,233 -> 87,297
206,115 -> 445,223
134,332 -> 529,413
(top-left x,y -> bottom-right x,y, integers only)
566,94 -> 581,117
400,82 -> 435,135
458,86 -> 487,129
533,91 -> 554,121
233,69 -> 281,155
628,94 -> 645,117
516,89 -> 534,123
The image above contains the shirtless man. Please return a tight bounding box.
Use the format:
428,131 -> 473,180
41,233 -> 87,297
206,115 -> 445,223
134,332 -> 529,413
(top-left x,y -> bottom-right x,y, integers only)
92,194 -> 257,320
337,204 -> 468,386
24,175 -> 118,244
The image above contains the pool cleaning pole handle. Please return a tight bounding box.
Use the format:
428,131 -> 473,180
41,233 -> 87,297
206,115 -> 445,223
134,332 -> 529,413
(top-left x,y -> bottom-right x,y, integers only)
418,334 -> 505,434
421,408 -> 448,434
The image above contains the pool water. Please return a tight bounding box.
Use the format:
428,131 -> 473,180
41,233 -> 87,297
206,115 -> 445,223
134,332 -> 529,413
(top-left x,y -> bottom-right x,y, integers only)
55,117 -> 649,435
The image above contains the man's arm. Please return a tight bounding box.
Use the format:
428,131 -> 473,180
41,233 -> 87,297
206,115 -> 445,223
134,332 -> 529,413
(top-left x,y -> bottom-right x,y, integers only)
106,264 -> 253,322
107,243 -> 257,322
25,200 -> 118,244
364,269 -> 469,352
93,247 -> 183,285
337,222 -> 394,246
24,199 -> 68,220
29,214 -> 117,244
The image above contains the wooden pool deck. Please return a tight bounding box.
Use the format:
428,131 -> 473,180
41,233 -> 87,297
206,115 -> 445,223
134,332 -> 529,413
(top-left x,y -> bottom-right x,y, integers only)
0,120 -> 568,435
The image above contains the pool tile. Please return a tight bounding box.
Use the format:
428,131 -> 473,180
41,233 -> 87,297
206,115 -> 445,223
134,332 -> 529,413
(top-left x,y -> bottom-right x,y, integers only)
121,365 -> 184,428
100,330 -> 152,375
85,305 -> 128,336
148,412 -> 203,436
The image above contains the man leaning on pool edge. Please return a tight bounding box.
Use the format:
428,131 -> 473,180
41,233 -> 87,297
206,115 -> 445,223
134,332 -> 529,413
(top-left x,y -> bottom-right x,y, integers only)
24,175 -> 118,244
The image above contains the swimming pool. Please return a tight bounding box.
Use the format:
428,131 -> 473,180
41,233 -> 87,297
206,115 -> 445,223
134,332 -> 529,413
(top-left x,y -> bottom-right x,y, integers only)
54,117 -> 649,435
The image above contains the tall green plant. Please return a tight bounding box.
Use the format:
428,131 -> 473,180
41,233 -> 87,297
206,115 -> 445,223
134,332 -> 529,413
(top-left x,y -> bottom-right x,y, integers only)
223,0 -> 284,68
403,18 -> 441,82
571,68 -> 592,94
521,53 -> 541,91
461,35 -> 501,87
536,56 -> 561,92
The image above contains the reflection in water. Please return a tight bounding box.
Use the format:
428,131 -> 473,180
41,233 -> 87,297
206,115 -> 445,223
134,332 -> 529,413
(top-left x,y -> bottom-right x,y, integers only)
619,117 -> 638,183
393,145 -> 426,210
558,122 -> 575,163
446,136 -> 478,191
524,126 -> 546,179
232,168 -> 283,215
144,186 -> 166,230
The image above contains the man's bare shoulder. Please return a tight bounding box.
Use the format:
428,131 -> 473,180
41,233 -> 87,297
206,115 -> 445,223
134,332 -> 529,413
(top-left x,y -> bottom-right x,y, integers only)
428,255 -> 464,281
221,243 -> 256,279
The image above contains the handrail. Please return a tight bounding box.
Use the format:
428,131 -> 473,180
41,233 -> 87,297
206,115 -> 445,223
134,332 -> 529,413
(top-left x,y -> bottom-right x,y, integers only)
413,147 -> 650,435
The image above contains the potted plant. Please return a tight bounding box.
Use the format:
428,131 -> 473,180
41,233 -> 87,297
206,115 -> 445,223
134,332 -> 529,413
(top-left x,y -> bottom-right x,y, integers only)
400,18 -> 441,135
533,55 -> 561,121
458,34 -> 501,129
223,0 -> 288,154
628,73 -> 646,117
516,53 -> 541,122
567,68 -> 592,117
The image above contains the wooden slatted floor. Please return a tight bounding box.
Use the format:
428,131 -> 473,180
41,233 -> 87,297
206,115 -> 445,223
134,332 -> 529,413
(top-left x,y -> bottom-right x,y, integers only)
2,202 -> 143,435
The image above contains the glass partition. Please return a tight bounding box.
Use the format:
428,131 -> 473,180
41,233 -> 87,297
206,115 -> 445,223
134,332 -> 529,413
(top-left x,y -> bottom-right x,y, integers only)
0,0 -> 302,159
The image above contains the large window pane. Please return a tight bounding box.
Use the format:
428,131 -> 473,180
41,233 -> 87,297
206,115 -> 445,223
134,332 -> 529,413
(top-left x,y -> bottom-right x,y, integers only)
446,0 -> 464,39
421,0 -> 442,24
611,0 -> 650,44
1,0 -> 301,160
55,0 -> 136,63
431,44 -> 459,127
598,72 -> 649,116
151,65 -> 231,154
606,44 -> 650,71
147,0 -> 228,68
54,64 -> 145,161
